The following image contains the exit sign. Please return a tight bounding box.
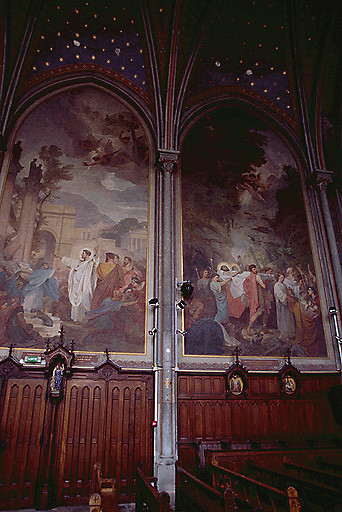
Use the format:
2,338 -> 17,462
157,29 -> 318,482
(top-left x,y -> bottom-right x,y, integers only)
25,356 -> 42,363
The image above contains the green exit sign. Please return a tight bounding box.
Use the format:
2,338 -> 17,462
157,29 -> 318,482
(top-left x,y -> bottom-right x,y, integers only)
25,356 -> 42,363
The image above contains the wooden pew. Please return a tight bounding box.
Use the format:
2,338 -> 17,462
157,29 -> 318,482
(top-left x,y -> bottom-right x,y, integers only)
93,462 -> 119,512
205,447 -> 342,475
175,461 -> 240,512
316,456 -> 342,474
210,461 -> 301,512
135,463 -> 172,512
282,456 -> 342,490
248,462 -> 342,512
89,492 -> 101,512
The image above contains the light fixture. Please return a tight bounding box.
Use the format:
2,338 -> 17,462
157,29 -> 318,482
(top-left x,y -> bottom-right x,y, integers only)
176,280 -> 194,299
329,306 -> 342,369
148,298 -> 159,307
180,282 -> 194,299
176,329 -> 187,336
176,300 -> 187,310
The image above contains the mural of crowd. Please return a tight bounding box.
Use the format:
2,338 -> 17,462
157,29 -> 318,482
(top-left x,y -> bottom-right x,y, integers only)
183,261 -> 325,357
0,251 -> 146,352
181,108 -> 327,358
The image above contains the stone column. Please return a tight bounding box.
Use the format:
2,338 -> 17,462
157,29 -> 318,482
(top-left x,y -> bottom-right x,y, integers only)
316,170 -> 342,310
154,149 -> 179,504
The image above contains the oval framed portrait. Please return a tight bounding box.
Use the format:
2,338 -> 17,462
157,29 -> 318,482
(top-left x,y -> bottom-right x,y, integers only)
229,373 -> 244,396
283,374 -> 297,395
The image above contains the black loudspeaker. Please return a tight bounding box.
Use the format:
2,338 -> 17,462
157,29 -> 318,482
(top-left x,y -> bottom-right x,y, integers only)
328,384 -> 342,426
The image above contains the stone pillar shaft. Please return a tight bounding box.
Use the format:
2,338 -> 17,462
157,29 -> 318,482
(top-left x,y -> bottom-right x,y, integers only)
154,150 -> 179,504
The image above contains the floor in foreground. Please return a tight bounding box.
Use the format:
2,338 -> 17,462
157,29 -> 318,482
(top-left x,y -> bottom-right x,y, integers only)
1,505 -> 135,512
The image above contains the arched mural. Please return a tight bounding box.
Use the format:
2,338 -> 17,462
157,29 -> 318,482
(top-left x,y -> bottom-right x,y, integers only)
0,87 -> 149,355
181,107 -> 327,359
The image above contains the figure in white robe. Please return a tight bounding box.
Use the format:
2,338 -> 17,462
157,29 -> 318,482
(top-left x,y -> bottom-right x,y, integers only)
283,267 -> 303,299
274,274 -> 296,339
59,249 -> 97,322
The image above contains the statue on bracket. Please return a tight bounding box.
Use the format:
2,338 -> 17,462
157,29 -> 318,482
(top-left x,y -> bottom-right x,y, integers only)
44,326 -> 75,403
50,360 -> 65,394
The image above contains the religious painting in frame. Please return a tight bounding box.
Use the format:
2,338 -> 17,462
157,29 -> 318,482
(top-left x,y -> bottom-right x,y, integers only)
0,86 -> 150,358
181,107 -> 327,361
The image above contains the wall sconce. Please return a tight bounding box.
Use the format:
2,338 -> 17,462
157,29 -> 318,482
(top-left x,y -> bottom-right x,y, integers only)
149,298 -> 159,307
176,299 -> 187,310
176,329 -> 187,336
148,327 -> 157,336
176,280 -> 194,299
329,305 -> 342,367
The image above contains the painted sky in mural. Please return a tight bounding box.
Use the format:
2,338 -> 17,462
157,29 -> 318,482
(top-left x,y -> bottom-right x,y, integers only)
181,108 -> 326,359
0,87 -> 149,354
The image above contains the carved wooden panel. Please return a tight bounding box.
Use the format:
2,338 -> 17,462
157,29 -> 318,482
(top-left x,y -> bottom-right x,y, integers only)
0,378 -> 47,509
54,375 -> 153,504
177,372 -> 342,471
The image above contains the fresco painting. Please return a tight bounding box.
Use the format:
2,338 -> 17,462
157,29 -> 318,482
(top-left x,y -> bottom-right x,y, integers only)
0,87 -> 149,354
181,108 -> 327,358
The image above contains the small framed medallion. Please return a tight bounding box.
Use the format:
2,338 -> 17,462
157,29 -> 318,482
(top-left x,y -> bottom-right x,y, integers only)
278,352 -> 300,397
282,374 -> 296,395
229,373 -> 244,395
225,348 -> 248,398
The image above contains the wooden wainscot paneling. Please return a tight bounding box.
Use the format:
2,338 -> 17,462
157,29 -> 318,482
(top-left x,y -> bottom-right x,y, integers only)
0,354 -> 47,510
0,353 -> 154,509
177,371 -> 342,472
53,359 -> 154,505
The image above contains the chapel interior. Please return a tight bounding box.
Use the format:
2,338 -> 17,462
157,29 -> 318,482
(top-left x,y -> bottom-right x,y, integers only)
0,1 -> 342,511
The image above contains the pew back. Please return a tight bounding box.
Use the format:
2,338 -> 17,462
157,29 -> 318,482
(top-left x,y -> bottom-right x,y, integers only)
211,462 -> 300,512
282,457 -> 342,490
175,462 -> 238,512
93,462 -> 119,512
135,464 -> 172,512
248,462 -> 342,512
316,457 -> 342,474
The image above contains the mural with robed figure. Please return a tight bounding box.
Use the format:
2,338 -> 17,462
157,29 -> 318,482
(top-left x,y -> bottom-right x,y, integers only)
0,87 -> 149,355
181,107 -> 327,359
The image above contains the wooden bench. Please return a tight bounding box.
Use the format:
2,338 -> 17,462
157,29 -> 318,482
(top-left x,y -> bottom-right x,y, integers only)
210,461 -> 300,512
205,447 -> 342,474
93,462 -> 119,512
316,456 -> 342,474
175,461 -> 239,512
89,492 -> 101,512
283,456 -> 342,490
248,462 -> 342,512
135,463 -> 172,512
